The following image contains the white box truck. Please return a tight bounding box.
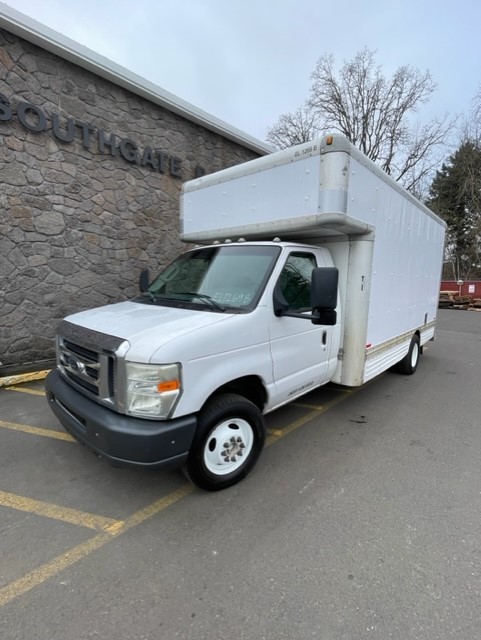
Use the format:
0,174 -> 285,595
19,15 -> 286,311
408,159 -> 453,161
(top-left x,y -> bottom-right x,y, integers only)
46,135 -> 446,491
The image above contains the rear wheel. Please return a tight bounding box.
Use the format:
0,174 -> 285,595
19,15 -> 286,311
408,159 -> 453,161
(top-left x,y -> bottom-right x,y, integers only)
185,393 -> 265,491
395,334 -> 420,375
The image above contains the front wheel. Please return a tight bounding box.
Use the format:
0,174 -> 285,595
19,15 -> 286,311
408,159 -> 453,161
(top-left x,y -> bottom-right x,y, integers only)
395,334 -> 420,375
185,393 -> 265,491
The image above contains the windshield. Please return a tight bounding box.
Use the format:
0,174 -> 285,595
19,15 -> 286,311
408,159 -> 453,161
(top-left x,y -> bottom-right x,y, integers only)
145,244 -> 281,312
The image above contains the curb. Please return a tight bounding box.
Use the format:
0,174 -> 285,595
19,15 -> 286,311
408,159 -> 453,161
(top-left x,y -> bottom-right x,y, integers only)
0,369 -> 50,388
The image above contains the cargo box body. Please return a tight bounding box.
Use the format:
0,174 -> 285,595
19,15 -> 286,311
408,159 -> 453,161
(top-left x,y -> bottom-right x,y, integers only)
181,135 -> 446,386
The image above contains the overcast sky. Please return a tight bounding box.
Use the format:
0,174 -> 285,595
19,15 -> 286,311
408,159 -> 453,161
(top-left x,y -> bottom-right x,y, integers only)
2,0 -> 481,143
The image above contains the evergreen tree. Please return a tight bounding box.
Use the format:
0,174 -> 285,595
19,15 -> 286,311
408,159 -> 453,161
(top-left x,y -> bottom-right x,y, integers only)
427,141 -> 481,280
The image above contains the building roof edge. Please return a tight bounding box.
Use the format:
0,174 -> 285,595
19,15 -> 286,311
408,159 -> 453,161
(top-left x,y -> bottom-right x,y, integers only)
0,3 -> 273,156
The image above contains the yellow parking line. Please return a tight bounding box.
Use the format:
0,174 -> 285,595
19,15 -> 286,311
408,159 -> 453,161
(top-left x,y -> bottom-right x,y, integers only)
0,485 -> 194,607
292,402 -> 324,410
0,491 -> 122,532
266,386 -> 364,445
266,428 -> 284,437
0,379 -> 371,608
0,419 -> 74,442
293,389 -> 354,411
5,386 -> 45,396
266,409 -> 321,445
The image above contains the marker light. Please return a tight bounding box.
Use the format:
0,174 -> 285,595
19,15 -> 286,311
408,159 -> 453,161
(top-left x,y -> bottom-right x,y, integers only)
157,379 -> 180,393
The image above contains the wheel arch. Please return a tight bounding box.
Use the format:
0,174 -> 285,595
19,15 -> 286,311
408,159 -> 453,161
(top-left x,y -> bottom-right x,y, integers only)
204,375 -> 268,413
394,330 -> 421,375
414,329 -> 423,354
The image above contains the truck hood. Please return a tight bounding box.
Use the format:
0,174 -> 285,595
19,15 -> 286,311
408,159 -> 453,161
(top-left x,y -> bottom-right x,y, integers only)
65,300 -> 235,362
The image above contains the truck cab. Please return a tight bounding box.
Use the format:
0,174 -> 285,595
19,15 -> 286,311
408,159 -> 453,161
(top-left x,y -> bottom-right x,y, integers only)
46,240 -> 340,491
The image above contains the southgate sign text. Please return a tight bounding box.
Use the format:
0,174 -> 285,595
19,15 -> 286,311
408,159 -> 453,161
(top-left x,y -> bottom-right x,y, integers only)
0,93 -> 205,178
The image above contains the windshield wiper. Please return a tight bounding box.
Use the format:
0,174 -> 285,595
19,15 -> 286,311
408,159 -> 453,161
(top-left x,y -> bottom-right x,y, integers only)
174,292 -> 226,312
144,291 -> 161,303
145,291 -> 226,311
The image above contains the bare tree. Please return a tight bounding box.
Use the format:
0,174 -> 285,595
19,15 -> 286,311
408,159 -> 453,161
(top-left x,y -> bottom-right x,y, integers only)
393,118 -> 451,198
473,85 -> 481,124
266,104 -> 320,149
468,85 -> 481,144
267,48 -> 452,195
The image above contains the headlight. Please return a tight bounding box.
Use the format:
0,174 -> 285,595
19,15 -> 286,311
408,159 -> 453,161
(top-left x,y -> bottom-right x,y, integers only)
125,362 -> 181,419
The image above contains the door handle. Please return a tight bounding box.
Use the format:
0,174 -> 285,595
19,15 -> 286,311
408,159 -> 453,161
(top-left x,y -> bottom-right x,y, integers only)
322,331 -> 327,345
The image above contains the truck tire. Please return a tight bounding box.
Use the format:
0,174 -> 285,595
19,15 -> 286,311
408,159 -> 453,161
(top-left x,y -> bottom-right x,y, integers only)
185,393 -> 265,491
395,334 -> 420,375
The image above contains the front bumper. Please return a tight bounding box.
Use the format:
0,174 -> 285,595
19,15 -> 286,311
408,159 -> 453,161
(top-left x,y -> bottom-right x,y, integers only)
45,369 -> 197,470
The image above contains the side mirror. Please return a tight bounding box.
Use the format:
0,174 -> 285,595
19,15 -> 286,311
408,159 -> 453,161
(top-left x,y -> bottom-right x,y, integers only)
272,266 -> 339,326
311,267 -> 338,326
139,268 -> 150,292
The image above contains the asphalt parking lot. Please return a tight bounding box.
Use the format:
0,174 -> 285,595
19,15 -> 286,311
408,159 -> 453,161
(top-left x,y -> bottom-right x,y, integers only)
1,309 -> 480,640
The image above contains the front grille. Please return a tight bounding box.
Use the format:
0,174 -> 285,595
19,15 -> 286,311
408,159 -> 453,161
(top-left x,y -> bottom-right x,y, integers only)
63,339 -> 97,362
59,338 -> 102,398
64,367 -> 99,396
56,321 -> 127,409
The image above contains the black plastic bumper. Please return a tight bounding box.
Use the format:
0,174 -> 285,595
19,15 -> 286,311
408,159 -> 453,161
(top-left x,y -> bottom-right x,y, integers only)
45,369 -> 197,470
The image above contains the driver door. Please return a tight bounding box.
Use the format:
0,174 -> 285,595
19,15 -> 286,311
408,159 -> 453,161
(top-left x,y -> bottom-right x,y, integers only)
268,251 -> 332,405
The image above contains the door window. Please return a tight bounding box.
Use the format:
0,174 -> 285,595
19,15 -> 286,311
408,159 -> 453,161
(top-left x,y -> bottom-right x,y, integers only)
279,252 -> 317,311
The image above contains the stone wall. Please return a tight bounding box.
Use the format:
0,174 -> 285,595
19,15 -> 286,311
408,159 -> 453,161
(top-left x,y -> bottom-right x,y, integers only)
0,28 -> 261,374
